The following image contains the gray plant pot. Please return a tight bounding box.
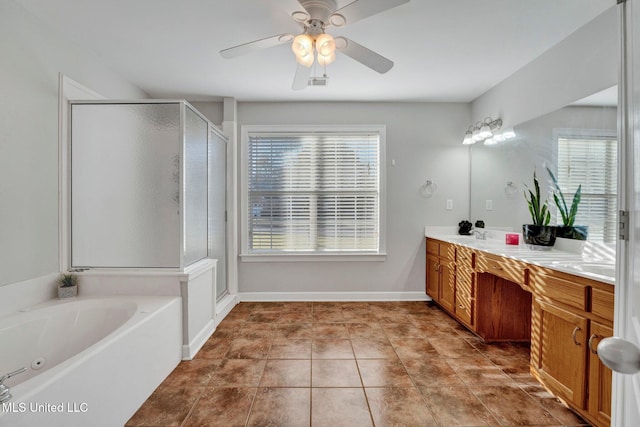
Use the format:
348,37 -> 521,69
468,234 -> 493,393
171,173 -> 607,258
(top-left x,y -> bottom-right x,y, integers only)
522,224 -> 556,250
58,285 -> 78,299
555,225 -> 589,241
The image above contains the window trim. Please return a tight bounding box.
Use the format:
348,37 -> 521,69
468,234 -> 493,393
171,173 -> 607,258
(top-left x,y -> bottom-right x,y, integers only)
240,124 -> 387,261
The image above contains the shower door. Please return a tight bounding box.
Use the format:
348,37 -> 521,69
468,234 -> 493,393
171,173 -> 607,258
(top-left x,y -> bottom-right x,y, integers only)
71,103 -> 182,268
209,126 -> 228,300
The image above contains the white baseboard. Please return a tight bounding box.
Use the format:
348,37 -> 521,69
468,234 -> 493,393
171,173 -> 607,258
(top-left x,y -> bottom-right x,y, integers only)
238,291 -> 431,302
216,293 -> 239,326
181,319 -> 216,360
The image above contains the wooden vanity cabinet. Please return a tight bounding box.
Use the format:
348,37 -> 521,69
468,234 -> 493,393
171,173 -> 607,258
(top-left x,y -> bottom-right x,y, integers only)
530,266 -> 614,426
532,298 -> 589,408
426,239 -> 475,328
588,321 -> 613,426
426,239 -> 455,312
425,237 -> 614,427
454,245 -> 475,328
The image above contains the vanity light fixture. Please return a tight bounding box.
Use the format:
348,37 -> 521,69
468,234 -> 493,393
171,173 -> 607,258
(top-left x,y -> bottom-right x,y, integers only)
462,117 -> 503,145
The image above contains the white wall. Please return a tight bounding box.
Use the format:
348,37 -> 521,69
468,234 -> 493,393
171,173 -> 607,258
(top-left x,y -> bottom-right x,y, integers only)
236,102 -> 470,295
471,5 -> 618,129
0,0 -> 147,287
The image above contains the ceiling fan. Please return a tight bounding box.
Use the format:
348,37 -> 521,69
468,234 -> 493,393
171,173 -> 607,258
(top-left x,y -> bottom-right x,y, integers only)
220,0 -> 410,90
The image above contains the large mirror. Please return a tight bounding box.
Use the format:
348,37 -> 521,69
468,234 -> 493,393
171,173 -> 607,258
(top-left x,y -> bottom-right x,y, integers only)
468,2 -> 619,253
469,87 -> 618,248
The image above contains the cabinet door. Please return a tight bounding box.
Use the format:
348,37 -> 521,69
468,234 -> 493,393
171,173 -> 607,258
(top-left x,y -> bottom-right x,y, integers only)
439,262 -> 455,312
455,266 -> 474,327
588,321 -> 613,425
426,253 -> 440,301
533,299 -> 588,409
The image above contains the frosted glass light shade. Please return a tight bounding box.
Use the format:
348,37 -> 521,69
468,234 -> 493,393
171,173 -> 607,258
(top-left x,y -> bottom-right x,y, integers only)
315,33 -> 336,57
479,124 -> 492,139
292,34 -> 314,65
317,51 -> 336,65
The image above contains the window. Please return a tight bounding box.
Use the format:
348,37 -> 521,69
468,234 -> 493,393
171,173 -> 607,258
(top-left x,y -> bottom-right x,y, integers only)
556,135 -> 617,243
241,125 -> 386,260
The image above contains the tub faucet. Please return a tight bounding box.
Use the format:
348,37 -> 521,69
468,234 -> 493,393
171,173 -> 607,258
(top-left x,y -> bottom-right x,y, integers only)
472,229 -> 488,240
0,367 -> 27,403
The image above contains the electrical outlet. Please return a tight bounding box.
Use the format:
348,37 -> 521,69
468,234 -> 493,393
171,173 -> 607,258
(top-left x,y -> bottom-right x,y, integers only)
446,199 -> 453,210
486,200 -> 493,211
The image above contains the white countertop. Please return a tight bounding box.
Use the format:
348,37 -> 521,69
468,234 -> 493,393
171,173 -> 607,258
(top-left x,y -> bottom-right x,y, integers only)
425,227 -> 615,286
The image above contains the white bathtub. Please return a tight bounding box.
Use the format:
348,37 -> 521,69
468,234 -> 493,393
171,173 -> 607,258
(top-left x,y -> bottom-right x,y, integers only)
0,296 -> 182,427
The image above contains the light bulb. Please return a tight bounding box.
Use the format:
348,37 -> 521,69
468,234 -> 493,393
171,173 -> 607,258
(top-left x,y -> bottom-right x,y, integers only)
462,131 -> 474,145
317,51 -> 336,65
472,128 -> 481,141
315,34 -> 336,57
297,52 -> 314,67
484,137 -> 497,145
292,34 -> 313,60
503,129 -> 516,139
479,123 -> 492,139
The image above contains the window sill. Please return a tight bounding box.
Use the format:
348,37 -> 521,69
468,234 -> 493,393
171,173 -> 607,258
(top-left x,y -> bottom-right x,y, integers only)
240,253 -> 387,262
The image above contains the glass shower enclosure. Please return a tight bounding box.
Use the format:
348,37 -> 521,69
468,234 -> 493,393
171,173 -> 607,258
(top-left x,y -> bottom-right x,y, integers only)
70,101 -> 226,286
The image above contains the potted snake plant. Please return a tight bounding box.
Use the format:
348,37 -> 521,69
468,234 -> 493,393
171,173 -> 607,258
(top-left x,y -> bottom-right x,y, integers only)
546,167 -> 588,240
523,170 -> 556,249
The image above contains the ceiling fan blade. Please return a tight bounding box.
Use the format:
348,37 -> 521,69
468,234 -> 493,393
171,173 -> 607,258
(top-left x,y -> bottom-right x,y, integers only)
335,37 -> 393,74
292,63 -> 312,90
220,34 -> 294,58
329,0 -> 409,27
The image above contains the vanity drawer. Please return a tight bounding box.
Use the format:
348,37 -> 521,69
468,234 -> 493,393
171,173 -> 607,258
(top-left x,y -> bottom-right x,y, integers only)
456,246 -> 474,268
533,268 -> 588,312
455,267 -> 474,327
591,286 -> 614,322
426,239 -> 440,256
476,252 -> 528,287
426,239 -> 455,260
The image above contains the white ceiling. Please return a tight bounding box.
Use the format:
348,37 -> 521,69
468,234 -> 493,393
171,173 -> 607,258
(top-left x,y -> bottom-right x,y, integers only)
16,0 -> 614,102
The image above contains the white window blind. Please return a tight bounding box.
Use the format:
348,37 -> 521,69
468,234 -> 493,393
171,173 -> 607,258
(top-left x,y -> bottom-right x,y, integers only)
557,137 -> 617,243
246,131 -> 381,254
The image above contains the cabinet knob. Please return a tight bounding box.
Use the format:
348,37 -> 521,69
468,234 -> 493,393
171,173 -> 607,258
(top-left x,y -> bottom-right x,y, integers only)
435,263 -> 440,272
572,326 -> 582,346
598,337 -> 640,374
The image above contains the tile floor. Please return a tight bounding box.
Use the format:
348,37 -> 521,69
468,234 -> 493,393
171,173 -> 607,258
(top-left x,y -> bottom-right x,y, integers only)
126,301 -> 590,427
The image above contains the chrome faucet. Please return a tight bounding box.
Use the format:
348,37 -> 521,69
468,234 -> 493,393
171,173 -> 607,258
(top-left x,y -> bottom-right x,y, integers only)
472,229 -> 488,240
0,367 -> 27,403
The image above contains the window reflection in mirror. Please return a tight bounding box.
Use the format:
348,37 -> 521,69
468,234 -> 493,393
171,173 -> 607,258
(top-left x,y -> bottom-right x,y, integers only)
469,86 -> 617,251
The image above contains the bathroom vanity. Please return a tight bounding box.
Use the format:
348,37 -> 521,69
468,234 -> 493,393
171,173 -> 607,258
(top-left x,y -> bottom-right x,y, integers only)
425,233 -> 614,427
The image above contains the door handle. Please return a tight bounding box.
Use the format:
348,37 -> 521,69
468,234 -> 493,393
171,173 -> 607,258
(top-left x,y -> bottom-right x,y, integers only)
598,337 -> 640,374
588,334 -> 599,355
